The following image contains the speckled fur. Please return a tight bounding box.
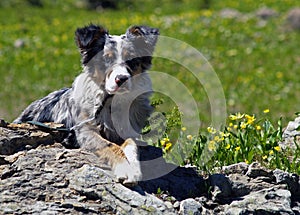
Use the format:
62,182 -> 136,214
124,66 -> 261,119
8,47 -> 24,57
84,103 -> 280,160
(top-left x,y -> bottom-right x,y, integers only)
14,24 -> 159,186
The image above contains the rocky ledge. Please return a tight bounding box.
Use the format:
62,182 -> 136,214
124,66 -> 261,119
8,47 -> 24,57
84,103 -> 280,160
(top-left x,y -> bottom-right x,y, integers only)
1,119 -> 300,214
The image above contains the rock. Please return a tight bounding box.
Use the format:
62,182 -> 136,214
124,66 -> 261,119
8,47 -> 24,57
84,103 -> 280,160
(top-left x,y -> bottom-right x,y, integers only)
219,8 -> 241,19
225,187 -> 294,214
273,169 -> 300,197
0,122 -> 68,155
245,162 -> 274,180
179,198 -> 202,215
1,120 -> 300,214
208,174 -> 232,203
286,8 -> 300,30
280,116 -> 300,149
222,162 -> 249,174
14,39 -> 25,48
256,7 -> 278,19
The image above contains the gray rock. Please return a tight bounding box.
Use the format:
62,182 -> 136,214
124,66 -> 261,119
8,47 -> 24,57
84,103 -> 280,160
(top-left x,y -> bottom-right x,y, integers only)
246,162 -> 274,180
1,120 -> 300,214
286,8 -> 300,30
14,39 -> 25,48
0,123 -> 67,155
225,187 -> 294,215
222,162 -> 249,174
256,7 -> 278,19
280,116 -> 300,149
179,198 -> 202,215
219,8 -> 241,19
209,174 -> 232,203
273,169 -> 300,197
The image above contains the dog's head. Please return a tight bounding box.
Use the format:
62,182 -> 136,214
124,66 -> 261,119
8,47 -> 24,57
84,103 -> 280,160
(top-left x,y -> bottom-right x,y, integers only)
75,24 -> 159,95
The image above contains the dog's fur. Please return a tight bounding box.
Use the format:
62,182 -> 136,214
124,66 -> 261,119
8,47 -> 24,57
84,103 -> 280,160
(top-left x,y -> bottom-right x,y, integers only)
14,24 -> 159,186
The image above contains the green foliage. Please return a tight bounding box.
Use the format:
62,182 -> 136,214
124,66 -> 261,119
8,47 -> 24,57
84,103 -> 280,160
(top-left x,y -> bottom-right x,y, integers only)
158,110 -> 300,174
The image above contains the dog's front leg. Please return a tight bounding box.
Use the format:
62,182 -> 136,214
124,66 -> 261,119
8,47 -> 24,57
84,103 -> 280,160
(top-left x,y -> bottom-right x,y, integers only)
74,123 -> 142,186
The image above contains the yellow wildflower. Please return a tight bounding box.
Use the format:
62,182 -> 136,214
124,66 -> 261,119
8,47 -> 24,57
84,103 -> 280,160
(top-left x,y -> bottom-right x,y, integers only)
235,146 -> 241,151
262,155 -> 268,160
244,159 -> 249,164
240,122 -> 247,129
225,143 -> 231,149
208,140 -> 216,151
263,109 -> 270,113
160,140 -> 166,146
181,127 -> 187,131
229,122 -> 233,127
187,135 -> 193,140
229,113 -> 244,121
214,136 -> 220,142
165,142 -> 172,151
207,126 -> 216,134
233,125 -> 238,129
274,146 -> 281,152
256,125 -> 261,130
245,114 -> 255,125
269,150 -> 274,155
220,131 -> 230,138
163,137 -> 170,142
202,9 -> 212,17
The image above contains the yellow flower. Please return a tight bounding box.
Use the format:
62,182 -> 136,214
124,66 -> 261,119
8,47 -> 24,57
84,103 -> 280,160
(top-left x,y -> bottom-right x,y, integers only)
160,140 -> 166,146
163,137 -> 170,142
262,155 -> 268,160
256,125 -> 261,130
181,127 -> 187,131
207,126 -> 216,134
235,146 -> 241,151
220,131 -> 230,138
187,135 -> 193,140
225,143 -> 231,149
165,142 -> 172,151
233,125 -> 238,129
263,109 -> 270,113
227,127 -> 232,131
214,136 -> 220,142
240,122 -> 247,129
274,146 -> 281,152
229,113 -> 244,121
208,140 -> 216,151
244,159 -> 249,164
202,9 -> 212,17
245,114 -> 255,125
269,150 -> 274,155
229,122 -> 233,127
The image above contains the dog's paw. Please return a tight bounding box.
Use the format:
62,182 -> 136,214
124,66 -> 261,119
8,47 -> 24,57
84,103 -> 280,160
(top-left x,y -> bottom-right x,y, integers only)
113,160 -> 142,187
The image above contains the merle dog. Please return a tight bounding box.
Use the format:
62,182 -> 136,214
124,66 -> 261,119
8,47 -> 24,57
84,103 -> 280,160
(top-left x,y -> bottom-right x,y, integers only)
14,24 -> 159,186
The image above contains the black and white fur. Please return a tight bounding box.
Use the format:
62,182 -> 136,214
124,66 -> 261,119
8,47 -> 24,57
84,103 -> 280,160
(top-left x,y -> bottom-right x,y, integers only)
14,24 -> 159,186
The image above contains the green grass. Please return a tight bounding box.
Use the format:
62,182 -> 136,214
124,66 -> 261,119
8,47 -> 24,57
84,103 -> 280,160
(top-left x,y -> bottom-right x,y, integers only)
1,0 -> 300,173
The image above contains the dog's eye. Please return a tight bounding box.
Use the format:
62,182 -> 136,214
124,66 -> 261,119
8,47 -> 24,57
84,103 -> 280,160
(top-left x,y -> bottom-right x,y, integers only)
126,58 -> 139,70
103,53 -> 115,63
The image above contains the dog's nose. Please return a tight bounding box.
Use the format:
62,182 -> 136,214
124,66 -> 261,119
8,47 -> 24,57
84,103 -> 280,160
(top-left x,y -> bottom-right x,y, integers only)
115,75 -> 129,87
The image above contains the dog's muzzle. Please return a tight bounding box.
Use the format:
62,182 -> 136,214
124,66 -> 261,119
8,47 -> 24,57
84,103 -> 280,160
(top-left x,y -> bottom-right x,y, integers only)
106,65 -> 131,94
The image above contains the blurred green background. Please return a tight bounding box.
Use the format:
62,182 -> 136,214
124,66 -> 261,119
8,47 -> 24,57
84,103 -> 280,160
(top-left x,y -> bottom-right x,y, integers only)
1,0 -> 300,128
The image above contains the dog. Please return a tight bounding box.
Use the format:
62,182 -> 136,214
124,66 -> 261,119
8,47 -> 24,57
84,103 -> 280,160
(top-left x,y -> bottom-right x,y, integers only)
14,24 -> 159,186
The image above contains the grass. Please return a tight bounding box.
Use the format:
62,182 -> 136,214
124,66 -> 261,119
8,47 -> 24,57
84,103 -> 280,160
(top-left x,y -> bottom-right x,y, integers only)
1,0 -> 300,173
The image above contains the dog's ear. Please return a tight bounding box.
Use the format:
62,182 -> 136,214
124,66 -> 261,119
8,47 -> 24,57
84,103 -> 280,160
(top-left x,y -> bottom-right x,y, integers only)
75,24 -> 108,65
126,26 -> 159,54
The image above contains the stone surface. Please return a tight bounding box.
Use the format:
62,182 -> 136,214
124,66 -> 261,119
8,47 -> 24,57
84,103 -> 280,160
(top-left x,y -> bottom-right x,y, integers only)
280,116 -> 300,149
286,8 -> 300,30
256,7 -> 278,19
179,198 -> 202,215
1,120 -> 300,214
